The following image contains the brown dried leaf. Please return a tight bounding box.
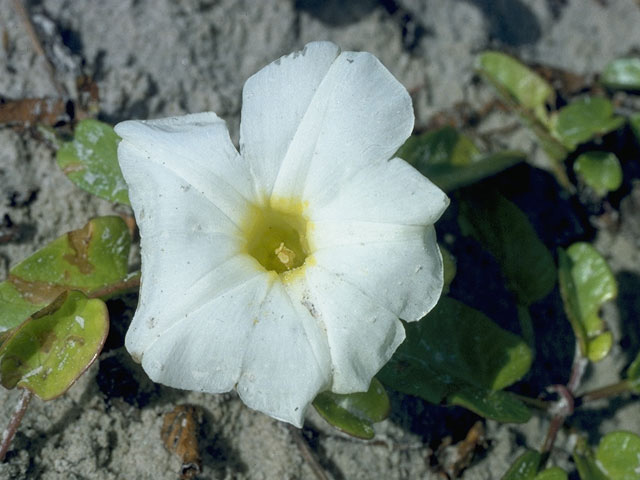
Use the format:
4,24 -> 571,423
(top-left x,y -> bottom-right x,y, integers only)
0,98 -> 69,127
161,405 -> 202,480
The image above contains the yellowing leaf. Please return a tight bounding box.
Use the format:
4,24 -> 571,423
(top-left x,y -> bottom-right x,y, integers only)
0,291 -> 108,400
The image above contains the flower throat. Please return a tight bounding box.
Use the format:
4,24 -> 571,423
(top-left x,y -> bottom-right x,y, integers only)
244,200 -> 310,275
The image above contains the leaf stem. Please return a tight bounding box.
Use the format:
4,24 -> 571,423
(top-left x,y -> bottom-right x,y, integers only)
575,379 -> 633,406
0,389 -> 33,462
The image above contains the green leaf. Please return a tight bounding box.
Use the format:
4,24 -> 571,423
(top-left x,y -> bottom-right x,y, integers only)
601,58 -> 640,90
458,190 -> 556,306
595,431 -> 640,480
476,51 -> 554,114
535,468 -> 568,480
630,113 -> 640,143
574,151 -> 623,196
56,119 -> 129,204
558,243 -> 617,361
502,449 -> 541,480
398,126 -> 525,192
440,245 -> 457,294
573,436 -> 609,480
551,97 -> 625,151
0,216 -> 132,332
313,378 -> 390,439
0,291 -> 108,400
449,387 -> 531,424
379,297 -> 532,423
626,351 -> 640,393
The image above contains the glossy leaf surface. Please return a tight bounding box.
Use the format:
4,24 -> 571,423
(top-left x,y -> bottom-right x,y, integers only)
458,190 -> 556,306
595,431 -> 640,480
0,291 -> 108,400
501,449 -> 540,479
57,119 -> 129,204
551,97 -> 625,151
558,243 -> 617,362
574,151 -> 622,196
313,378 -> 390,439
379,297 -> 532,423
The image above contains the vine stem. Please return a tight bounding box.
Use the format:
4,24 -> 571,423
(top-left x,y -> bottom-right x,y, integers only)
576,379 -> 633,406
0,389 -> 33,462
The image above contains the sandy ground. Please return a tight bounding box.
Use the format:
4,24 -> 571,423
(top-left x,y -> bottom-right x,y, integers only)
1,0 -> 640,478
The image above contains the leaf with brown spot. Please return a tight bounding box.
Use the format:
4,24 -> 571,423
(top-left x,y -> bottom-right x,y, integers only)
0,290 -> 109,400
0,216 -> 132,333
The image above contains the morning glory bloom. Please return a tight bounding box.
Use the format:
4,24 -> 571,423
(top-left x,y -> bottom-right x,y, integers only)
115,41 -> 448,427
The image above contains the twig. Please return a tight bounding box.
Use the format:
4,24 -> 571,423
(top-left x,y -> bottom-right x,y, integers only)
0,389 -> 33,462
11,0 -> 66,96
286,424 -> 330,480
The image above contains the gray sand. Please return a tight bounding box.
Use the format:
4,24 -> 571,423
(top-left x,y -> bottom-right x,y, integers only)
1,0 -> 640,478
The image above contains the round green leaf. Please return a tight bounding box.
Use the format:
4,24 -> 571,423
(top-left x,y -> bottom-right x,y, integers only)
595,431 -> 640,480
551,97 -> 625,151
458,190 -> 556,306
501,449 -> 541,480
56,119 -> 129,204
574,151 -> 622,196
601,58 -> 640,90
0,291 -> 109,400
313,378 -> 390,439
0,216 -> 132,332
379,297 -> 532,423
558,243 -> 617,361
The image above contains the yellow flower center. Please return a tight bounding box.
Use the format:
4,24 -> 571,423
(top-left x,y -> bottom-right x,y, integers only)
243,198 -> 311,275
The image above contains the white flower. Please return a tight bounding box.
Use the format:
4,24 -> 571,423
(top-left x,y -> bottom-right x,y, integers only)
115,41 -> 449,427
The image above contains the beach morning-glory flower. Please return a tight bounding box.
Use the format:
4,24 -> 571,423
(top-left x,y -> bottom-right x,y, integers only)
115,41 -> 449,427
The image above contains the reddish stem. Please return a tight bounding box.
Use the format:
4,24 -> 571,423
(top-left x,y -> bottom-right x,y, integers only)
0,389 -> 33,462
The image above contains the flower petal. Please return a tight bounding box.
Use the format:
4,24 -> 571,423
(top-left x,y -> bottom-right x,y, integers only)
139,272 -> 272,393
239,42 -> 341,202
309,157 -> 449,226
236,278 -> 331,427
312,226 -> 443,322
306,266 -> 405,393
116,112 -> 256,229
269,50 -> 414,202
116,114 -> 260,358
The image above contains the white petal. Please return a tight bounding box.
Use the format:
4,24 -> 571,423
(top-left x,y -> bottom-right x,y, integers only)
312,226 -> 443,322
126,253 -> 259,361
305,266 -> 405,393
239,42 -> 341,202
116,114 -> 260,358
116,112 -> 257,228
269,50 -> 414,202
140,272 -> 271,393
309,158 -> 449,226
237,278 -> 331,427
